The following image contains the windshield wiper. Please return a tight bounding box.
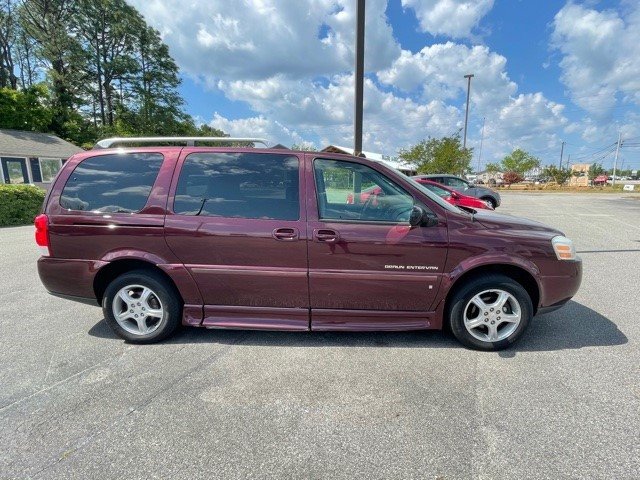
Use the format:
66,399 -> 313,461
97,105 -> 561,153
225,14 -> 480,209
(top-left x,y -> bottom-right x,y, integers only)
195,197 -> 208,216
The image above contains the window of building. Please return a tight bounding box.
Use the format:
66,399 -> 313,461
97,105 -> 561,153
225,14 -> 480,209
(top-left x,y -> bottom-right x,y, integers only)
39,158 -> 63,183
60,153 -> 163,213
314,158 -> 414,223
173,152 -> 300,221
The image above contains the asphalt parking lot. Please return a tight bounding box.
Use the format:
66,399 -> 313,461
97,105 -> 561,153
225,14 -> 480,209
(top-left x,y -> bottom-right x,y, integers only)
1,192 -> 639,479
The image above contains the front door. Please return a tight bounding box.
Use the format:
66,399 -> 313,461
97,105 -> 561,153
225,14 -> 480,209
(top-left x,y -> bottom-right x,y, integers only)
164,149 -> 309,330
1,157 -> 29,184
307,157 -> 449,330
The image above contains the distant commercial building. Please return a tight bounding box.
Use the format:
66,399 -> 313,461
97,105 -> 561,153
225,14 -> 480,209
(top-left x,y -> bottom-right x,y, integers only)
0,129 -> 83,187
476,170 -> 504,185
321,145 -> 418,175
569,163 -> 590,186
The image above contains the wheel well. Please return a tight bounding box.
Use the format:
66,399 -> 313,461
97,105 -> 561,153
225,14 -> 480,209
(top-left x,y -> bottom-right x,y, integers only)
93,259 -> 178,304
444,264 -> 540,318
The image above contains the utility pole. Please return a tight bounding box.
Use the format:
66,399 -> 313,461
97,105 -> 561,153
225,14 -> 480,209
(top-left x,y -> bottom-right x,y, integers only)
463,74 -> 474,150
559,141 -> 565,169
612,132 -> 622,186
353,0 -> 366,156
476,116 -> 485,174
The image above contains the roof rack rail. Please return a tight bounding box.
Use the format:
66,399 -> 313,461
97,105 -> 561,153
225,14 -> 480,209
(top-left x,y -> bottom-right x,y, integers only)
93,136 -> 270,149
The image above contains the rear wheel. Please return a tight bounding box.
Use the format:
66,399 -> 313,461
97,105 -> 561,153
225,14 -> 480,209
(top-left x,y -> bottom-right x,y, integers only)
481,197 -> 497,209
448,274 -> 532,350
103,270 -> 182,343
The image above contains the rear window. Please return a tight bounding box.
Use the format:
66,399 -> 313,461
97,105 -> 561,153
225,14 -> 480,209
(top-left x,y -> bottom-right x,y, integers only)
173,152 -> 299,220
60,153 -> 163,213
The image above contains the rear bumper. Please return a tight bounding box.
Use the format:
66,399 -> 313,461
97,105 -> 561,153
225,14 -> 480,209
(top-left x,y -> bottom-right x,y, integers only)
37,257 -> 105,302
538,258 -> 582,311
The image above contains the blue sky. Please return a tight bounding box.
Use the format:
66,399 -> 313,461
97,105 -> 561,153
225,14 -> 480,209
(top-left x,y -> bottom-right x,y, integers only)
132,0 -> 640,171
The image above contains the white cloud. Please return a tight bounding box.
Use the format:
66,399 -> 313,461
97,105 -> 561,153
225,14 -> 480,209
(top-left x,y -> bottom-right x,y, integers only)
210,74 -> 461,152
130,0 -> 588,165
378,43 -> 567,159
551,2 -> 640,116
402,0 -> 494,38
130,0 -> 399,80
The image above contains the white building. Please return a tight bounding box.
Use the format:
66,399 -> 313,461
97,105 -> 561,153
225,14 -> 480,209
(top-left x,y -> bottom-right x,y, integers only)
0,129 -> 83,187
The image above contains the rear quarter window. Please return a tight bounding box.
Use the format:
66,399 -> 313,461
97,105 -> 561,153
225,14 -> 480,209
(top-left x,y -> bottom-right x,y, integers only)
60,153 -> 163,213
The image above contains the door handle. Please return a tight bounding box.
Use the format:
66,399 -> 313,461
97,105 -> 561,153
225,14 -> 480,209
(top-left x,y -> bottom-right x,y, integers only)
314,229 -> 339,243
272,227 -> 298,241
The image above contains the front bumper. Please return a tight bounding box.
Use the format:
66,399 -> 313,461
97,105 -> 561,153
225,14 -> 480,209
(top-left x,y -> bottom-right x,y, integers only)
538,258 -> 583,311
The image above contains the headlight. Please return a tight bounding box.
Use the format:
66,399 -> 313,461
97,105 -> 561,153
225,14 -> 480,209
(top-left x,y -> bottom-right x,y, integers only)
552,236 -> 576,260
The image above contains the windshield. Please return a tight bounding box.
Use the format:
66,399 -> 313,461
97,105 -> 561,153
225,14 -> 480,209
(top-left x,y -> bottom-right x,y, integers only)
422,182 -> 452,198
402,175 -> 465,214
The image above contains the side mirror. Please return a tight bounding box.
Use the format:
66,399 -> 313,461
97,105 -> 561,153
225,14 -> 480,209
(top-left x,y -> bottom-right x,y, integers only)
409,205 -> 438,228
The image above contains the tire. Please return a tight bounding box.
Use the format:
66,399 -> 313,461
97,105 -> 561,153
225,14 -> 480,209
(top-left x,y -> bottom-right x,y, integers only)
102,269 -> 182,344
448,274 -> 532,351
482,197 -> 497,209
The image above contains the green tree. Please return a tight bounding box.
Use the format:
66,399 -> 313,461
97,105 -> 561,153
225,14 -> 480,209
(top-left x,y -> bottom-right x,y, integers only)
485,162 -> 501,173
500,148 -> 540,175
542,165 -> 572,185
0,0 -> 20,89
0,84 -> 52,130
399,133 -> 472,175
588,163 -> 606,181
20,0 -> 88,138
134,26 -> 185,133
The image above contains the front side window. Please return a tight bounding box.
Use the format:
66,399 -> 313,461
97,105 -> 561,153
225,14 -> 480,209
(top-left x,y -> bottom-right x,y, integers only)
421,182 -> 451,199
314,158 -> 414,223
60,153 -> 163,213
173,152 -> 300,221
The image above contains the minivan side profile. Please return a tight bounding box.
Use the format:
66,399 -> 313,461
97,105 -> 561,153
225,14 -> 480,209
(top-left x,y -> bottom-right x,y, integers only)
36,137 -> 582,350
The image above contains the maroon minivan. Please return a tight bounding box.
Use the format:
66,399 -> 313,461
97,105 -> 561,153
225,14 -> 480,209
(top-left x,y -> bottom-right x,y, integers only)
35,137 -> 582,350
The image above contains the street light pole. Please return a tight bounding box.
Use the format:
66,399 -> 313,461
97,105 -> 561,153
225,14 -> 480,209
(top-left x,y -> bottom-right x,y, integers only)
354,0 -> 365,156
463,74 -> 474,150
477,116 -> 485,174
612,132 -> 621,186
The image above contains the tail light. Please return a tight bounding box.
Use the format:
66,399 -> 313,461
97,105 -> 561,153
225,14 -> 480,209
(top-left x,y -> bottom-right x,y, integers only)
34,214 -> 50,256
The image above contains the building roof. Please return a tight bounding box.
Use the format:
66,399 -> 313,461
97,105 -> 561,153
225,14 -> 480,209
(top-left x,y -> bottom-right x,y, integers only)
0,129 -> 84,158
321,144 -> 417,172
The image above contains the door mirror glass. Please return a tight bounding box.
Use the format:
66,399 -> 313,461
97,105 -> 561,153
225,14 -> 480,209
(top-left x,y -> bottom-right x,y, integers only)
409,205 -> 424,227
410,205 -> 438,228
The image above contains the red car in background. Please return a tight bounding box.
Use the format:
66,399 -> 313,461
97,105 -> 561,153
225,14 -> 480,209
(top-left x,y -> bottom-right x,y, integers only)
413,178 -> 494,210
347,179 -> 493,210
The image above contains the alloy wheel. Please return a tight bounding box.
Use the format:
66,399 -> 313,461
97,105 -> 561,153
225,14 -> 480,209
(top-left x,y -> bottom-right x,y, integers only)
111,284 -> 164,336
463,289 -> 522,343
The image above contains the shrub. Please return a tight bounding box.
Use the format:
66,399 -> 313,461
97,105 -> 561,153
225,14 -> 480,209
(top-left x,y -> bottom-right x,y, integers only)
0,184 -> 45,227
502,171 -> 523,187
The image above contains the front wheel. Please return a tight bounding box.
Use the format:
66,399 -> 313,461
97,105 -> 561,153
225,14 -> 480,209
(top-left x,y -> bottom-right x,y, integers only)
448,274 -> 533,351
103,270 -> 182,344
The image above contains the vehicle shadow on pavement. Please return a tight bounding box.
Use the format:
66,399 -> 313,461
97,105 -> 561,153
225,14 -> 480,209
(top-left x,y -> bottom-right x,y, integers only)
499,300 -> 628,357
88,301 -> 626,354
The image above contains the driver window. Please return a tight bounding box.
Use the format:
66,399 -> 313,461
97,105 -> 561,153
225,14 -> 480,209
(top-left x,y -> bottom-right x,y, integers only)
314,159 -> 414,222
